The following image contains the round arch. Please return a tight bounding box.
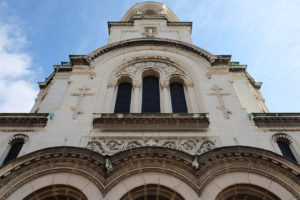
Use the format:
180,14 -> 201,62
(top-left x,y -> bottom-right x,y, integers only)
215,184 -> 280,200
1,146 -> 300,199
23,184 -> 88,200
120,184 -> 185,200
105,173 -> 197,200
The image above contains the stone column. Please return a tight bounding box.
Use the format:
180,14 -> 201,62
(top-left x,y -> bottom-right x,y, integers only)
161,81 -> 172,113
186,82 -> 199,113
132,80 -> 141,113
103,80 -> 117,113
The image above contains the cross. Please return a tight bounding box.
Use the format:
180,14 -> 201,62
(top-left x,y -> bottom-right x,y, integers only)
71,86 -> 94,119
209,85 -> 231,119
142,27 -> 156,37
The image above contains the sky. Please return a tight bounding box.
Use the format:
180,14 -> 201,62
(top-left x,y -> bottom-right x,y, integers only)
0,0 -> 299,112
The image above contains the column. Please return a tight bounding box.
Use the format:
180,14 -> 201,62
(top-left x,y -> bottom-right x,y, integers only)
132,80 -> 141,113
161,81 -> 172,113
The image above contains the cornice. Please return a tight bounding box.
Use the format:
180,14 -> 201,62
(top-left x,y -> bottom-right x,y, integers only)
38,62 -> 72,89
251,113 -> 300,128
87,38 -> 228,65
108,21 -> 193,34
229,62 -> 262,89
69,55 -> 89,66
0,113 -> 49,128
38,39 -> 231,90
93,113 -> 209,131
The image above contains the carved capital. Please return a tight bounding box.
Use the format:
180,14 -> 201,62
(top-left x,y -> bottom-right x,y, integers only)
133,80 -> 142,88
107,80 -> 117,87
160,81 -> 169,88
185,80 -> 194,87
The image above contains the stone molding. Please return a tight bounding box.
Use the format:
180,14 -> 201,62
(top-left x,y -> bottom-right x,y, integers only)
0,146 -> 300,199
38,38 -> 231,91
92,113 -> 210,131
87,138 -> 216,156
252,113 -> 300,128
0,113 -> 48,129
113,61 -> 189,85
272,133 -> 293,143
87,38 -> 220,64
8,134 -> 29,144
108,21 -> 192,34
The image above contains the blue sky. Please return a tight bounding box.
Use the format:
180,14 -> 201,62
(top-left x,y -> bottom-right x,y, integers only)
0,0 -> 299,112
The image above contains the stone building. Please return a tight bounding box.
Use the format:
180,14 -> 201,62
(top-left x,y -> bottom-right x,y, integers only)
0,2 -> 299,200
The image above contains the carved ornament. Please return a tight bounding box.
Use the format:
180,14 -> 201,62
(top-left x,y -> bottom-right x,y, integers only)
8,134 -> 29,144
87,138 -> 217,156
116,61 -> 186,77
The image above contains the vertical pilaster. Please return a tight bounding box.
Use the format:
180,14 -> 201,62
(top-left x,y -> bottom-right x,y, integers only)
186,82 -> 199,113
103,80 -> 117,113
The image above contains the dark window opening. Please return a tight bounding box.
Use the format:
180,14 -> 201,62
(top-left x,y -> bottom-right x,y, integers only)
142,76 -> 160,113
3,141 -> 24,165
170,83 -> 188,113
114,83 -> 132,113
277,141 -> 297,163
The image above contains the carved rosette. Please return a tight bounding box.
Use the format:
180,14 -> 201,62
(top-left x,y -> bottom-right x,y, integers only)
87,138 -> 217,156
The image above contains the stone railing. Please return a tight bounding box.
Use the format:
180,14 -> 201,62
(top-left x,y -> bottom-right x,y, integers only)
93,113 -> 209,131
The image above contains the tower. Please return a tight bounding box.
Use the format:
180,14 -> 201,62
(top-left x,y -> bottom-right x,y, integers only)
0,2 -> 299,199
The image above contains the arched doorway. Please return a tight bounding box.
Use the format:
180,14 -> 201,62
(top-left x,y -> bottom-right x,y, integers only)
216,184 -> 281,200
120,184 -> 185,200
23,184 -> 88,200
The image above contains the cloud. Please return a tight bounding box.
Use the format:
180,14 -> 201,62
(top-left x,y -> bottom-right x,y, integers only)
0,20 -> 38,112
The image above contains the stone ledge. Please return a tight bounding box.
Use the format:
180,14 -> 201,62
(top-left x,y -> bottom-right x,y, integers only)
251,113 -> 300,128
0,113 -> 49,128
93,113 -> 209,131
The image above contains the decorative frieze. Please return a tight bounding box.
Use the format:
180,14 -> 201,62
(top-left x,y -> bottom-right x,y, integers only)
116,61 -> 186,77
93,113 -> 209,131
87,138 -> 217,156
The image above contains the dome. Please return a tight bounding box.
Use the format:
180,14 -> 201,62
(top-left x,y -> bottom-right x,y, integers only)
121,1 -> 179,22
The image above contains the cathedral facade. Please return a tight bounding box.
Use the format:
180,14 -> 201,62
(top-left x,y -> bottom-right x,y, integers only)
0,2 -> 300,200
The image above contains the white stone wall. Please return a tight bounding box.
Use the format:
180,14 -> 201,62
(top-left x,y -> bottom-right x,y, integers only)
0,2 -> 299,173
2,44 -> 297,158
108,20 -> 193,44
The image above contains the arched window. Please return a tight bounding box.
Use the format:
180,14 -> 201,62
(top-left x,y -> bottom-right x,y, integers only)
277,140 -> 297,163
3,140 -> 24,165
142,76 -> 160,113
170,82 -> 187,113
216,184 -> 280,200
272,133 -> 298,163
24,185 -> 88,200
114,82 -> 132,113
121,184 -> 184,200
